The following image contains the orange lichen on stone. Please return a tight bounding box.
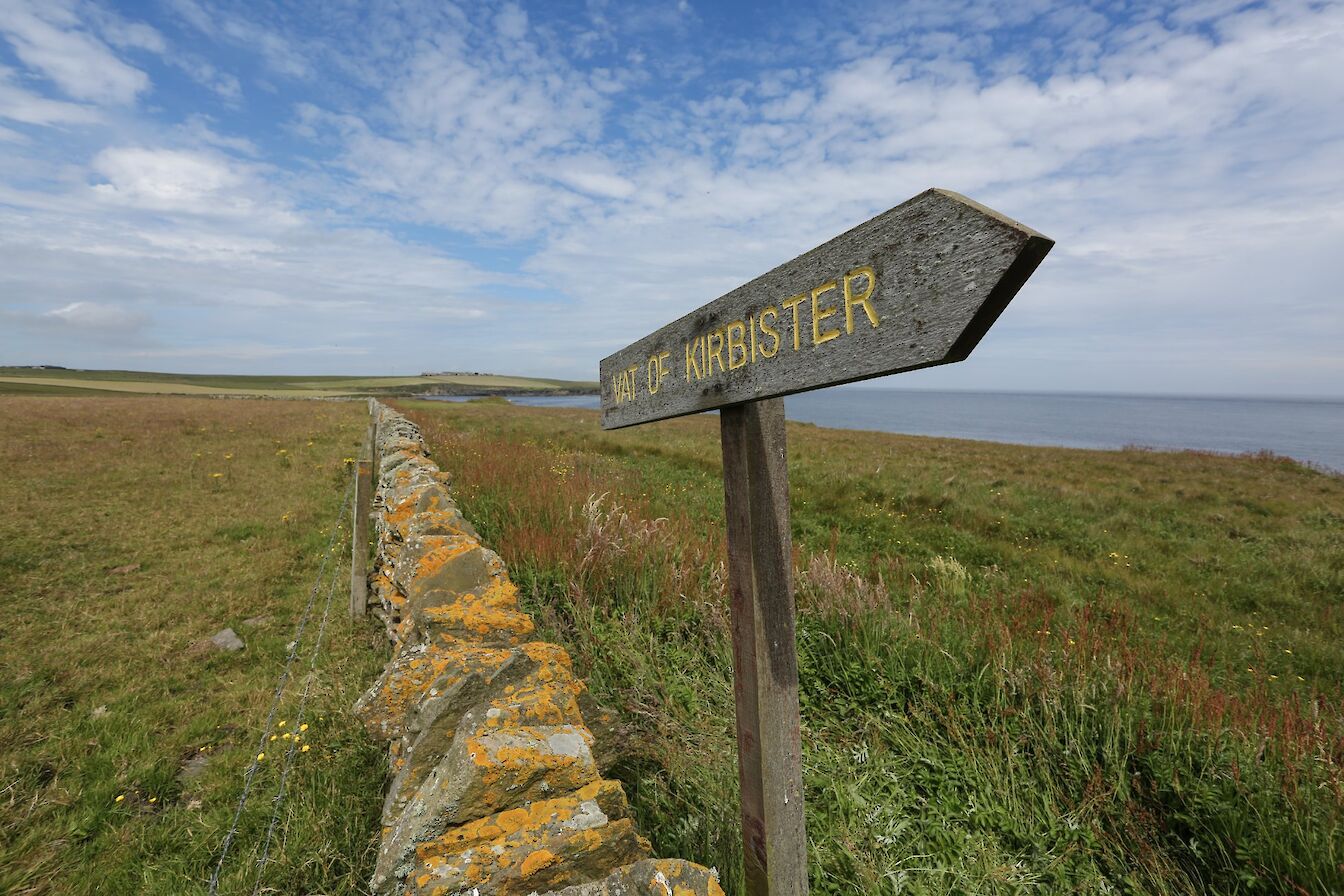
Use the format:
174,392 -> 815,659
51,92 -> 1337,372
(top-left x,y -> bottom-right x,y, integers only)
353,641 -> 512,739
413,539 -> 480,582
482,673 -> 584,728
414,779 -> 625,866
405,804 -> 648,896
519,848 -> 557,877
419,594 -> 535,644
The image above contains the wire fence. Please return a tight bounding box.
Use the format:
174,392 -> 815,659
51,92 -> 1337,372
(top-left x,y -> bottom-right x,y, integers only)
208,470 -> 356,895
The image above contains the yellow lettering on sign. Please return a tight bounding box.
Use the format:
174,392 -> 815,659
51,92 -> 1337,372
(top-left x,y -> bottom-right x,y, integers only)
629,262 -> 879,403
759,306 -> 780,358
685,337 -> 703,381
612,364 -> 641,404
726,320 -> 748,370
647,351 -> 671,394
843,265 -> 879,333
781,294 -> 806,352
707,328 -> 726,375
811,280 -> 840,346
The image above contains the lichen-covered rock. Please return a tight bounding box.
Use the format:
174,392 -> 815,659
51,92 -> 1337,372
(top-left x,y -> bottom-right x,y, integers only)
392,534 -> 493,599
385,643 -> 583,824
403,780 -> 650,896
354,640 -> 514,741
373,721 -> 599,893
541,859 -> 726,896
410,579 -> 536,647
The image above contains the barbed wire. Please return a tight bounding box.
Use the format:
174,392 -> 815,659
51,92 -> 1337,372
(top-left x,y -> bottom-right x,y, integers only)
207,470 -> 356,895
249,504 -> 349,893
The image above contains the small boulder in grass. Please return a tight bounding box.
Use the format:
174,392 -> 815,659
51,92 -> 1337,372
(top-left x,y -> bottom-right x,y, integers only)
210,628 -> 245,652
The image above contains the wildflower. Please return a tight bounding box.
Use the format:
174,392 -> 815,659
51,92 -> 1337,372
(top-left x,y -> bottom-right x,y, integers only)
224,453 -> 233,460
210,473 -> 223,479
1284,649 -> 1292,654
257,752 -> 266,761
299,723 -> 308,732
1268,675 -> 1278,681
270,735 -> 277,741
115,794 -> 125,803
149,796 -> 157,804
301,744 -> 310,753
282,732 -> 291,740
278,720 -> 286,727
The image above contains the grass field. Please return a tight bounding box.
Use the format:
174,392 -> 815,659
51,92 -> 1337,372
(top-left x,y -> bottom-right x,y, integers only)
0,396 -> 387,895
398,398 -> 1344,896
0,367 -> 597,398
3,393 -> 1340,895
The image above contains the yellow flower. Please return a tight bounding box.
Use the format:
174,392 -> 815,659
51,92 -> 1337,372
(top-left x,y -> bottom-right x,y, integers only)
301,744 -> 310,753
224,453 -> 233,460
210,472 -> 223,479
257,752 -> 266,761
149,796 -> 157,804
278,720 -> 286,727
270,735 -> 277,741
282,732 -> 291,740
299,723 -> 308,732
115,794 -> 125,803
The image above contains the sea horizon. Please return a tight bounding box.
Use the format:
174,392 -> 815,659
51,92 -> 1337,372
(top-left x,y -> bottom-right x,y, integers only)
431,386 -> 1344,473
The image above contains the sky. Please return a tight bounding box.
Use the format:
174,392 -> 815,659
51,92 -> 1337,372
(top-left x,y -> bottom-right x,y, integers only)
0,0 -> 1341,397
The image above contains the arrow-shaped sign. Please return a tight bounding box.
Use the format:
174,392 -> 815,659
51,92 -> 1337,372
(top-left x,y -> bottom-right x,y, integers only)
601,188 -> 1053,430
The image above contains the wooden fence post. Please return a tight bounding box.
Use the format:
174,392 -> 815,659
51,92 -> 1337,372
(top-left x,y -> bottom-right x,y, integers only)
721,398 -> 807,896
350,411 -> 373,618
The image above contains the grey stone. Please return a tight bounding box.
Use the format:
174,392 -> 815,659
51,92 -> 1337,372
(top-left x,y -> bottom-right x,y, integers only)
209,628 -> 244,651
178,754 -> 211,785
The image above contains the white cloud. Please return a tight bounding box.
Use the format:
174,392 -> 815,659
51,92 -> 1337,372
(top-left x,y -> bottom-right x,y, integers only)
92,146 -> 240,204
0,1 -> 150,104
0,65 -> 102,125
44,300 -> 145,331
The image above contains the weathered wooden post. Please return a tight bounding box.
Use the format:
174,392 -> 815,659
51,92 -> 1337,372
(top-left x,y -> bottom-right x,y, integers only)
350,408 -> 374,618
600,189 -> 1053,896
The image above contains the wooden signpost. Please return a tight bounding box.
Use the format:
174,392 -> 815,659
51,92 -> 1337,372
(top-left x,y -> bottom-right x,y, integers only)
599,188 -> 1053,896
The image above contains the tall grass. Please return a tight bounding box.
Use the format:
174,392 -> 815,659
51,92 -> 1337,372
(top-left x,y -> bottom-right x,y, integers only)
406,399 -> 1343,895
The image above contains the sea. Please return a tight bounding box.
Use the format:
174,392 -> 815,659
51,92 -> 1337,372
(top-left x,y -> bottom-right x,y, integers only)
426,388 -> 1344,473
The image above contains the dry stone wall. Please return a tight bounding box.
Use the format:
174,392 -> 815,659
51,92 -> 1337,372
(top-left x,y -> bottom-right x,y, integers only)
354,402 -> 725,896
